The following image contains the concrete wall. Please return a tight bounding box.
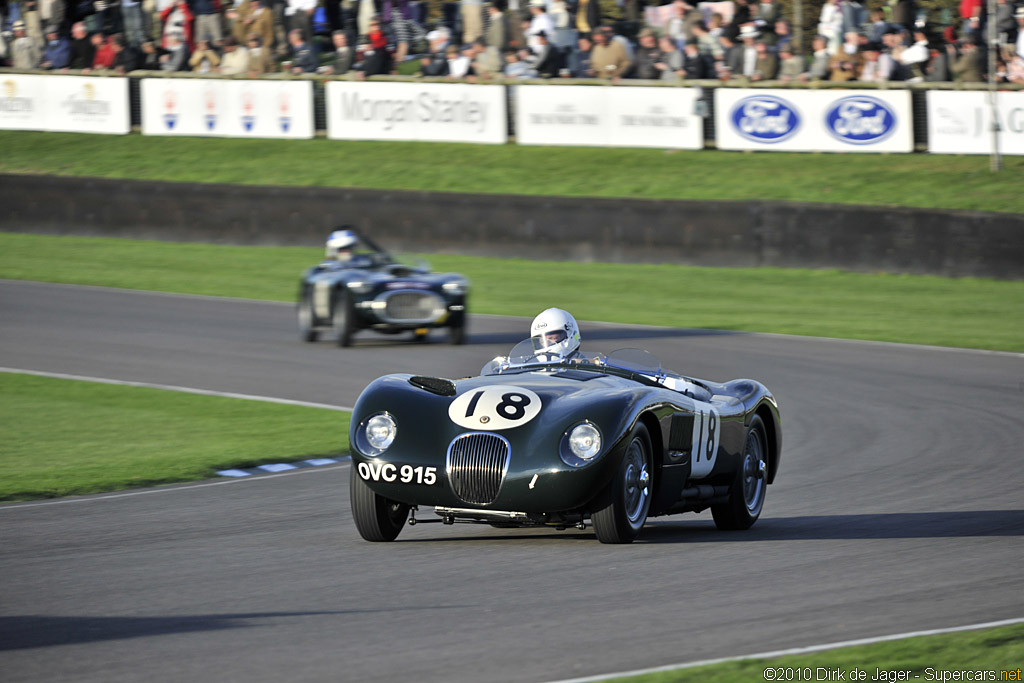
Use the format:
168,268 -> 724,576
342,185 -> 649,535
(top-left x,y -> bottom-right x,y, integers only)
2,174 -> 1022,279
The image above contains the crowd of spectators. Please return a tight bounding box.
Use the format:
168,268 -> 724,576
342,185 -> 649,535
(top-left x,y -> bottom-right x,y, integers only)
1,0 -> 1023,83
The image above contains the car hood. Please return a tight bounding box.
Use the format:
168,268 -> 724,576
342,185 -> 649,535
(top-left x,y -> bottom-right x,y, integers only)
353,369 -> 671,457
346,267 -> 462,288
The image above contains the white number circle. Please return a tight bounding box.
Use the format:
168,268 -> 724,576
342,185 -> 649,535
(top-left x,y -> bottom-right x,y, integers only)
448,385 -> 542,431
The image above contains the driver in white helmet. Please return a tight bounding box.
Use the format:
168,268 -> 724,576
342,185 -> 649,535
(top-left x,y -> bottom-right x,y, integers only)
324,228 -> 358,265
530,308 -> 582,362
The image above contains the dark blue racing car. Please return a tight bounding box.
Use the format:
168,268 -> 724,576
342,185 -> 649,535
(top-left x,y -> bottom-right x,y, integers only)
298,228 -> 469,346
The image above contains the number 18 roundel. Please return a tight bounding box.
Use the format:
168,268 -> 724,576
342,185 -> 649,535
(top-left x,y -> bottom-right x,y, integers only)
448,386 -> 542,431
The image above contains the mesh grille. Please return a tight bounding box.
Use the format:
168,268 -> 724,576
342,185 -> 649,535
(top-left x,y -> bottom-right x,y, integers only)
446,433 -> 510,505
383,292 -> 445,323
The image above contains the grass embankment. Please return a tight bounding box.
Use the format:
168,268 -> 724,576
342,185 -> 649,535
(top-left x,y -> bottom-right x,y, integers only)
2,131 -> 1023,213
2,232 -> 1022,352
610,626 -> 1024,683
615,622 -> 1024,683
0,373 -> 349,501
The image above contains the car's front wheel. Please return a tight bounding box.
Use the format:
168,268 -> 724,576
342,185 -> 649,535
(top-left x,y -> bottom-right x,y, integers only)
448,315 -> 467,345
333,290 -> 354,347
712,414 -> 768,531
297,293 -> 318,343
350,471 -> 409,542
592,423 -> 653,544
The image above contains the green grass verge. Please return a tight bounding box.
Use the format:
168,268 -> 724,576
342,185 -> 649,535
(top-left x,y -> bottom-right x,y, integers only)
2,232 -> 1023,352
611,622 -> 1024,683
0,372 -> 349,501
2,131 -> 1023,213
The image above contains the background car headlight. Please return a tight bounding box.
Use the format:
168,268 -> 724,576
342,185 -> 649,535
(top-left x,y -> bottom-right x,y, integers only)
347,281 -> 373,294
569,423 -> 602,460
364,413 -> 397,453
442,279 -> 468,296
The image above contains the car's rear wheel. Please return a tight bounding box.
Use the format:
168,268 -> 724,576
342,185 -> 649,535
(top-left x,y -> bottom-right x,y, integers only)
350,471 -> 409,542
712,415 -> 768,531
298,294 -> 318,343
333,290 -> 354,347
592,423 -> 652,544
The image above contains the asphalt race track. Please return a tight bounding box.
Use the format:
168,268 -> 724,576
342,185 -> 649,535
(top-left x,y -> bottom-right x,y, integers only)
1,279 -> 1022,683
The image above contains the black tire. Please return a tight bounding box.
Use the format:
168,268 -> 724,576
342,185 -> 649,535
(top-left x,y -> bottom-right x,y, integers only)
448,317 -> 466,345
332,289 -> 354,348
592,423 -> 653,544
350,470 -> 410,542
297,293 -> 318,343
712,415 -> 768,531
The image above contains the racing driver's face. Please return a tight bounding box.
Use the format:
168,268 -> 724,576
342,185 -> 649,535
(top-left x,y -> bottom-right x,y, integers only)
536,330 -> 567,348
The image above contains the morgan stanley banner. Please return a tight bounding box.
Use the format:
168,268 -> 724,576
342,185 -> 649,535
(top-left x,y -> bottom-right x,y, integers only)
325,81 -> 507,144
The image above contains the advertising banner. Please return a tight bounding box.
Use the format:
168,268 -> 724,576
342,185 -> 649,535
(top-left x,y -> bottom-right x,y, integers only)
141,79 -> 314,138
515,85 -> 607,147
0,74 -> 129,133
0,74 -> 42,131
325,81 -> 507,144
515,85 -> 704,149
927,90 -> 1024,155
715,88 -> 913,153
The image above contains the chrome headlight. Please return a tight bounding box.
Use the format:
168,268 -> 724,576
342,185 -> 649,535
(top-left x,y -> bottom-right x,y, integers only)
360,412 -> 397,455
347,280 -> 373,294
442,279 -> 469,296
560,421 -> 602,467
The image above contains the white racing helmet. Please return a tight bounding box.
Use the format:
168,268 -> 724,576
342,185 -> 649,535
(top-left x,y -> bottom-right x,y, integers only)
325,229 -> 358,260
530,308 -> 581,360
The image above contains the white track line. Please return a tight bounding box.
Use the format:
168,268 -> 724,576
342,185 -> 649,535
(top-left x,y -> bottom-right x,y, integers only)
0,460 -> 351,511
0,277 -> 296,305
0,367 -> 354,412
547,616 -> 1024,683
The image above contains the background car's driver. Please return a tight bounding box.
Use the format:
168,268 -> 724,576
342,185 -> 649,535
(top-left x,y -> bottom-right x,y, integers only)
324,227 -> 358,264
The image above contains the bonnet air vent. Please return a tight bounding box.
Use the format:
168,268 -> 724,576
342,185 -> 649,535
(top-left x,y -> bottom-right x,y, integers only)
409,376 -> 457,396
551,370 -> 601,381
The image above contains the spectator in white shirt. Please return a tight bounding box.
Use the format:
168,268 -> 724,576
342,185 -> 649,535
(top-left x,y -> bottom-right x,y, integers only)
219,35 -> 251,74
525,0 -> 555,52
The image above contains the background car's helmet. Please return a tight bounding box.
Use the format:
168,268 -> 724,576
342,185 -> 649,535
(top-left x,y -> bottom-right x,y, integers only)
325,229 -> 358,259
530,308 -> 581,360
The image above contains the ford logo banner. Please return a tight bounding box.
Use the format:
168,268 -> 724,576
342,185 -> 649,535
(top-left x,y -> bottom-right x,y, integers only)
730,96 -> 801,143
825,96 -> 897,145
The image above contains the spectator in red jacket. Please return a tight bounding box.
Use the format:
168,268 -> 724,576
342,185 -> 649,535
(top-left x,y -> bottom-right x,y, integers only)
362,16 -> 392,76
160,0 -> 195,51
91,33 -> 117,70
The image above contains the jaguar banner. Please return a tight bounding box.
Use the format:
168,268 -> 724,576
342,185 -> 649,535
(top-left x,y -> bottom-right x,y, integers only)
0,74 -> 129,134
927,90 -> 1024,155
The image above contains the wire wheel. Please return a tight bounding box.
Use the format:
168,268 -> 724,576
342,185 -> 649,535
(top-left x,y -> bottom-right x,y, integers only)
622,439 -> 651,524
712,414 -> 768,531
741,427 -> 767,516
592,423 -> 652,544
